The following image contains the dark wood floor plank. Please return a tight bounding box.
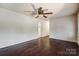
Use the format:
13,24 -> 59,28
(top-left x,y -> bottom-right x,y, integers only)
0,38 -> 78,56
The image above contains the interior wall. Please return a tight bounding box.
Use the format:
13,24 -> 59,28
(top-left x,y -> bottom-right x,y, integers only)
0,7 -> 78,48
77,12 -> 79,45
0,8 -> 38,48
38,20 -> 49,37
50,15 -> 77,42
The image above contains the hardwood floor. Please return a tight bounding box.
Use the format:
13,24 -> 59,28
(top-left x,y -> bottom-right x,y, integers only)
78,46 -> 79,55
0,37 -> 78,56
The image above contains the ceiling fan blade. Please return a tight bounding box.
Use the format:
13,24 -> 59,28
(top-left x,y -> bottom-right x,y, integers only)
31,12 -> 37,15
24,11 -> 34,12
31,4 -> 36,11
44,12 -> 53,14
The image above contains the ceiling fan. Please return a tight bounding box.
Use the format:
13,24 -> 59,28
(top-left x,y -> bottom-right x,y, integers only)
24,4 -> 53,18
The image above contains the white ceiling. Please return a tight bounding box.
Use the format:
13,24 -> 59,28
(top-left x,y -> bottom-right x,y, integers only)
0,3 -> 78,18
0,3 -> 34,15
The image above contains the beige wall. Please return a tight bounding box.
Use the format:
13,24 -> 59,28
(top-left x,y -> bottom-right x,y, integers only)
38,20 -> 49,37
50,15 -> 77,42
77,12 -> 79,44
0,8 -> 38,48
